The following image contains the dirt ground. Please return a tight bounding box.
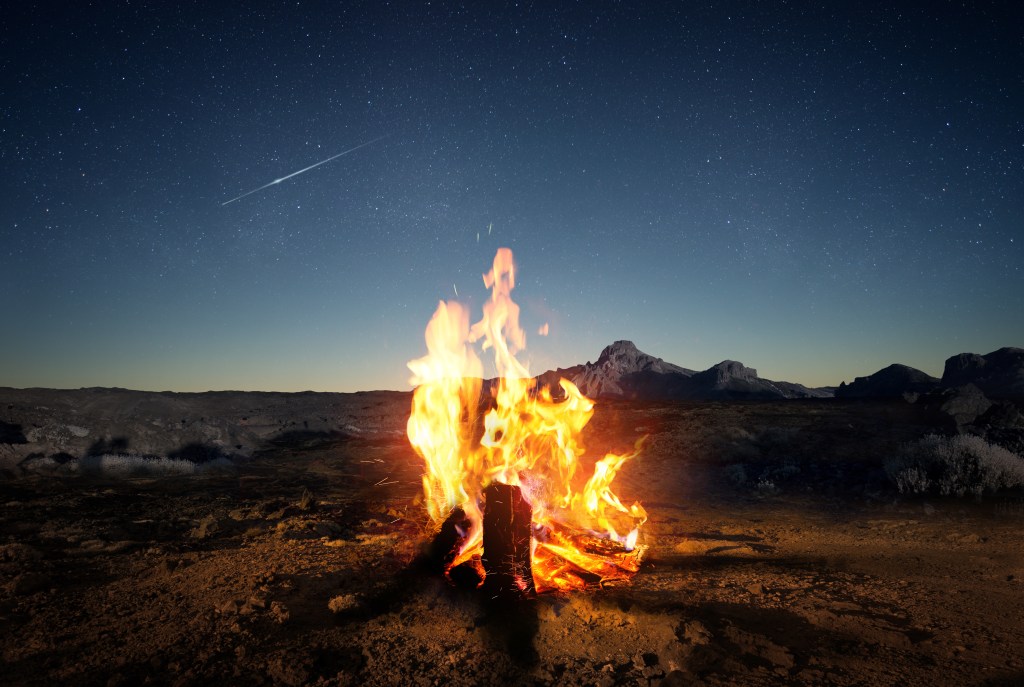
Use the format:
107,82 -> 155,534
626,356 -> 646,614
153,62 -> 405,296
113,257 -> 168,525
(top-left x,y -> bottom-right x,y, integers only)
2,399 -> 1023,686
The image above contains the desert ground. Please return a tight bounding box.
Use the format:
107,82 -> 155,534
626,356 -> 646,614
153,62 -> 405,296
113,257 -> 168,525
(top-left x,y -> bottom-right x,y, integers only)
2,393 -> 1023,686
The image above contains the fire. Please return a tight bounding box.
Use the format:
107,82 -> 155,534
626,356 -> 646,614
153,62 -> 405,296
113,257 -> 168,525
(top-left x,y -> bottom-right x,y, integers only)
407,248 -> 647,593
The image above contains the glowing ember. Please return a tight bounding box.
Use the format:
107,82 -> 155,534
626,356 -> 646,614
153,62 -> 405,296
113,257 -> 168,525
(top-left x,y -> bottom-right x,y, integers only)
407,248 -> 648,593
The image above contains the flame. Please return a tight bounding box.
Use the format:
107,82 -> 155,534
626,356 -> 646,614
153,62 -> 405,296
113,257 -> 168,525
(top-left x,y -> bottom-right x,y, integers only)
407,248 -> 648,592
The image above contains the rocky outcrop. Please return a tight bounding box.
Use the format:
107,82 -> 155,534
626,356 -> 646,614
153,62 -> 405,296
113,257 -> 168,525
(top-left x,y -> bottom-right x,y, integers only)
941,347 -> 1024,400
835,364 -> 940,399
686,361 -> 784,400
937,384 -> 993,428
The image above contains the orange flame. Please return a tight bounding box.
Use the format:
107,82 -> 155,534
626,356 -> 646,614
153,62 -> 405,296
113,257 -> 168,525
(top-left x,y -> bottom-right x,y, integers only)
407,248 -> 647,592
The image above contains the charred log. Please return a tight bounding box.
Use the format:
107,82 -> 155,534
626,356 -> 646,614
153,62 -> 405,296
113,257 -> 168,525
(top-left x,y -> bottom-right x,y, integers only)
481,483 -> 535,598
426,506 -> 469,573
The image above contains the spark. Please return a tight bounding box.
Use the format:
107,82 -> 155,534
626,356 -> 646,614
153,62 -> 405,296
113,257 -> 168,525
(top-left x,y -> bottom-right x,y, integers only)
221,135 -> 387,206
453,283 -> 459,297
488,221 -> 493,235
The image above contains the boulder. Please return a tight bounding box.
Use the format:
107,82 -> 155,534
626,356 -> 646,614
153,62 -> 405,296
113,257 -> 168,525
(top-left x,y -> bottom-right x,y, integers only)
938,384 -> 992,428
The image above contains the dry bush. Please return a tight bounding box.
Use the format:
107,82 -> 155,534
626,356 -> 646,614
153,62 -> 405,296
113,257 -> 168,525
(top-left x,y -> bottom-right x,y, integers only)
77,454 -> 234,477
885,434 -> 1024,497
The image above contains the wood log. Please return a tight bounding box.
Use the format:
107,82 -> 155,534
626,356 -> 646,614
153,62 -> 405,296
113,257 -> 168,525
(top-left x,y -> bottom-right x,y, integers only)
427,506 -> 468,573
481,483 -> 535,598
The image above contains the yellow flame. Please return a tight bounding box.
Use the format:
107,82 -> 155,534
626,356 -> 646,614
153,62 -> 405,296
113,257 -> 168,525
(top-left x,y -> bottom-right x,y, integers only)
407,248 -> 647,592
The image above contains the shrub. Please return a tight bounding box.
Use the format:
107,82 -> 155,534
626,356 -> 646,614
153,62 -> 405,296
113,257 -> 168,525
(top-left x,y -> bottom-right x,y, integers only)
885,434 -> 1024,497
77,454 -> 234,478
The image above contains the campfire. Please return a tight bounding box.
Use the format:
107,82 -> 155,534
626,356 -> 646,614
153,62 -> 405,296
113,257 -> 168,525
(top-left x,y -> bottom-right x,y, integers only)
407,248 -> 647,595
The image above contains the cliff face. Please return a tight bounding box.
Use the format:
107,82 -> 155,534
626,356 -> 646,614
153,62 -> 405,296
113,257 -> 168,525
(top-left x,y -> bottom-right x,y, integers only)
941,348 -> 1024,400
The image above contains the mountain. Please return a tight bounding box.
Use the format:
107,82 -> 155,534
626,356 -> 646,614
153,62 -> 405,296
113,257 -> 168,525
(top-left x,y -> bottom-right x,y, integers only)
568,340 -> 693,398
941,347 -> 1024,400
834,364 -> 940,399
551,341 -> 832,401
828,348 -> 1024,401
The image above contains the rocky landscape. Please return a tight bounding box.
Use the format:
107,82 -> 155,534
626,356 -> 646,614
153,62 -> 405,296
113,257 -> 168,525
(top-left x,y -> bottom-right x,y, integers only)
2,343 -> 1023,686
539,341 -> 834,401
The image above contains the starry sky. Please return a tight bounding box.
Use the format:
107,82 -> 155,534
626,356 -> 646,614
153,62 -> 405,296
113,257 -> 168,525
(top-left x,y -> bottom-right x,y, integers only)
2,1 -> 1022,392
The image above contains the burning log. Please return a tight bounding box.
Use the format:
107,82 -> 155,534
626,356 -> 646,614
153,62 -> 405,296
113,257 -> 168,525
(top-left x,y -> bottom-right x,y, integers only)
427,507 -> 484,589
481,483 -> 535,598
408,248 -> 648,593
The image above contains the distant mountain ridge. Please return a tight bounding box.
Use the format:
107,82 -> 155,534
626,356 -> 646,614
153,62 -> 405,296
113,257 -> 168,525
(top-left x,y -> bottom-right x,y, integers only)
536,342 -> 1024,403
833,347 -> 1024,400
834,364 -> 940,399
540,341 -> 832,401
941,348 -> 1024,400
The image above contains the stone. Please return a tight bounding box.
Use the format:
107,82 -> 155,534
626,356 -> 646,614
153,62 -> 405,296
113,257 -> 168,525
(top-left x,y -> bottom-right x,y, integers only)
270,600 -> 290,624
938,384 -> 992,427
327,594 -> 362,614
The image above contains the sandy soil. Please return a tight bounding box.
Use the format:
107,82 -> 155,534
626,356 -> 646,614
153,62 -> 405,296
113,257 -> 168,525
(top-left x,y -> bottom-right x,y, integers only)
2,400 -> 1023,686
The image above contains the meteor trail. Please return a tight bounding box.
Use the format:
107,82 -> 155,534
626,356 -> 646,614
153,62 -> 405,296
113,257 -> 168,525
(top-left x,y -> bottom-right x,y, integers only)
221,135 -> 387,206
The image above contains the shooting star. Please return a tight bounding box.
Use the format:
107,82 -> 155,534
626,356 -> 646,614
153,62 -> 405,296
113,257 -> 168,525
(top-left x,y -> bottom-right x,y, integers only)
221,135 -> 387,206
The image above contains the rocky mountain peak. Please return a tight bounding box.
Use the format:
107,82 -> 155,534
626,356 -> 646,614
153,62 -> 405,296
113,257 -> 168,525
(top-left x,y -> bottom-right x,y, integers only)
593,340 -> 686,374
564,343 -> 829,400
708,360 -> 759,384
596,340 -> 640,363
571,341 -> 691,398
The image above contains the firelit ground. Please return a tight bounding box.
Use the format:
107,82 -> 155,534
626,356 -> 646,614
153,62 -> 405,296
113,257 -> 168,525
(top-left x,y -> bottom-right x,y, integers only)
2,400 -> 1023,686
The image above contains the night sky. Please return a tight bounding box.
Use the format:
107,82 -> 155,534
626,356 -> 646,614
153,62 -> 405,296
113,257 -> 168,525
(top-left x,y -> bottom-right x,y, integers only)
3,2 -> 1022,392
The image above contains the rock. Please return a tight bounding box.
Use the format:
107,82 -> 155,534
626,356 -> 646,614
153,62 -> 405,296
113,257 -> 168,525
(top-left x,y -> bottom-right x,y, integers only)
149,559 -> 179,577
983,401 -> 1024,430
239,596 -> 266,615
297,488 -> 317,512
216,599 -> 242,615
942,347 -> 1024,400
7,571 -> 51,596
681,619 -> 712,646
190,516 -> 221,540
270,600 -> 290,624
835,364 -> 939,398
938,384 -> 992,428
327,594 -> 362,614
